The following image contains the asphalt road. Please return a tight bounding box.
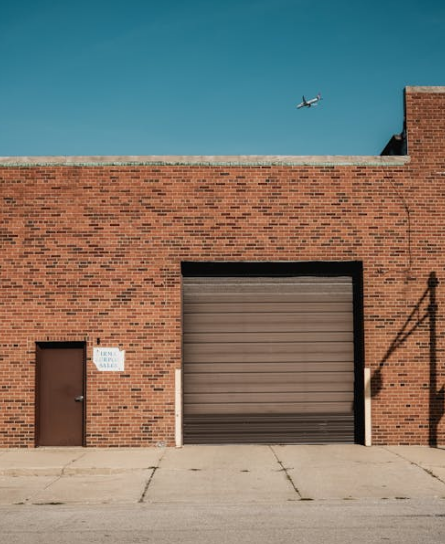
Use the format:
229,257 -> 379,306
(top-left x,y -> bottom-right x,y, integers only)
1,499 -> 445,544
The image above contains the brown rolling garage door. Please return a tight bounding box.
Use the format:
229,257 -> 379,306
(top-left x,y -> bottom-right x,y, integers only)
183,276 -> 356,444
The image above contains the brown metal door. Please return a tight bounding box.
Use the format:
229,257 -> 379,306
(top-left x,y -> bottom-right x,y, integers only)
36,342 -> 85,446
183,276 -> 356,444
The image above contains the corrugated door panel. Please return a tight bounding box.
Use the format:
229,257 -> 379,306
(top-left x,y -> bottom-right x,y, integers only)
182,276 -> 355,444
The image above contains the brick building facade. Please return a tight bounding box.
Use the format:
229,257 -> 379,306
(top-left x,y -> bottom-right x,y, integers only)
1,86 -> 444,447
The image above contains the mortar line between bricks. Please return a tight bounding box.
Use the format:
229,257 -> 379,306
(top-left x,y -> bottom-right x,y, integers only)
383,447 -> 445,486
269,446 -> 302,498
138,448 -> 167,503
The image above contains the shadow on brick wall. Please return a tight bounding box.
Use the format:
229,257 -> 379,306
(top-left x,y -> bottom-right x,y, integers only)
371,272 -> 444,446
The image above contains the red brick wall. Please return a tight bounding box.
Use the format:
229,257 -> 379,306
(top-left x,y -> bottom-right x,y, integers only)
1,87 -> 444,446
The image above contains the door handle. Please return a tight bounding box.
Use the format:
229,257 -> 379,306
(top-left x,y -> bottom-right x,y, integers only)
74,395 -> 84,402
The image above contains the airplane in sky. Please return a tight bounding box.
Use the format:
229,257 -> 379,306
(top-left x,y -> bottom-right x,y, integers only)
296,93 -> 322,109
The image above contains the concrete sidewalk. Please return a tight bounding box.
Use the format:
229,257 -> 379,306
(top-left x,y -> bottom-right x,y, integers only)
1,445 -> 445,505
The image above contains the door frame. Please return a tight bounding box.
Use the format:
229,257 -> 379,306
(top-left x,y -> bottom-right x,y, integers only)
35,341 -> 86,447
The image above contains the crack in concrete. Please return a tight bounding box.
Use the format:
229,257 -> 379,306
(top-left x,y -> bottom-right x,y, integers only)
61,451 -> 87,476
269,446 -> 302,499
23,474 -> 63,505
139,468 -> 158,503
383,447 -> 445,486
138,448 -> 167,503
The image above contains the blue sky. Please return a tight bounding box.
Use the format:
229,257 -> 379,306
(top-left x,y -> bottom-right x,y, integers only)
1,0 -> 444,157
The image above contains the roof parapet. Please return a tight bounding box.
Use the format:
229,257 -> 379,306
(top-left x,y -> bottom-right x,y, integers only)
405,86 -> 445,93
0,155 -> 410,168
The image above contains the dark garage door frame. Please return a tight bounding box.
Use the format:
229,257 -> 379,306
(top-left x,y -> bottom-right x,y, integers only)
181,261 -> 365,445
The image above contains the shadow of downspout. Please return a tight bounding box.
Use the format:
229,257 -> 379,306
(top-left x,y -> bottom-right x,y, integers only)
372,272 -> 444,446
428,273 -> 444,446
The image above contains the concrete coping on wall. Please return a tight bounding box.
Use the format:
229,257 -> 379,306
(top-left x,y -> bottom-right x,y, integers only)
0,155 -> 411,168
405,86 -> 445,93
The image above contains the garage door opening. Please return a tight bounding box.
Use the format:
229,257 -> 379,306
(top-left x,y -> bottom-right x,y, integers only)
182,262 -> 364,445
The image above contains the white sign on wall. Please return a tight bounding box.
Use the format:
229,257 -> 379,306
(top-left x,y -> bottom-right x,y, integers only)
93,347 -> 125,371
